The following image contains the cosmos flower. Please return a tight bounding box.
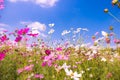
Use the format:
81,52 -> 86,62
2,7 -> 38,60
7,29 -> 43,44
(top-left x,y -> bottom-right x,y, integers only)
24,64 -> 34,71
48,23 -> 55,27
114,38 -> 120,44
82,28 -> 88,31
65,68 -> 82,80
45,49 -> 51,55
27,33 -> 38,37
0,35 -> 9,42
101,57 -> 106,62
34,74 -> 44,79
101,31 -> 109,37
54,65 -> 63,73
61,30 -> 71,36
48,29 -> 55,34
0,0 -> 4,3
17,27 -> 29,35
73,28 -> 81,34
57,54 -> 69,60
15,35 -> 22,42
56,47 -> 62,51
17,68 -> 24,74
0,52 -> 6,61
62,63 -> 71,69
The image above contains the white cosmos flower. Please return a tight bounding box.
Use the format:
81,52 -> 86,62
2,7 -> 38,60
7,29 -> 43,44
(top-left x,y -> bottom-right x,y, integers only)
94,37 -> 104,43
75,45 -> 80,51
61,30 -> 71,36
73,28 -> 81,34
82,28 -> 88,31
101,57 -> 106,62
65,68 -> 82,80
48,29 -> 55,34
101,31 -> 108,37
62,63 -> 71,69
48,23 -> 55,27
92,50 -> 97,54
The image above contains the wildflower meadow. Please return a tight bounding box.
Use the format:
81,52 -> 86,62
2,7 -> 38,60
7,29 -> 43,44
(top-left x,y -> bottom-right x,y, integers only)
0,0 -> 120,80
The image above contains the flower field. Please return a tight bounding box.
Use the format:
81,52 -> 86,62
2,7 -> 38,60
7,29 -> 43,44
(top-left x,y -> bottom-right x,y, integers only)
0,25 -> 120,80
0,0 -> 120,80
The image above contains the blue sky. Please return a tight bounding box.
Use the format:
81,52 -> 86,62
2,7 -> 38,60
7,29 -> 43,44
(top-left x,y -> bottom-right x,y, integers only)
0,0 -> 120,41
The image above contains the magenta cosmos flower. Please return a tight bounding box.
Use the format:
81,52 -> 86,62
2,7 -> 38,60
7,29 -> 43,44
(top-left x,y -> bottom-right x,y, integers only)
17,27 -> 29,35
0,52 -> 6,61
15,36 -> 22,42
27,33 -> 38,37
56,47 -> 63,51
45,49 -> 51,55
0,35 -> 9,42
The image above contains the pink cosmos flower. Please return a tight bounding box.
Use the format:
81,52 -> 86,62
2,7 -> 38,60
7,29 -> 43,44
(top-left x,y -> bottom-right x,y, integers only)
47,60 -> 53,67
31,42 -> 38,47
56,47 -> 62,51
17,68 -> 24,74
57,54 -> 69,60
42,53 -> 55,67
27,33 -> 38,37
0,0 -> 4,3
41,61 -> 47,67
24,64 -> 34,71
0,52 -> 6,61
34,74 -> 44,79
114,39 -> 120,44
15,36 -> 22,42
17,27 -> 29,35
0,35 -> 9,42
0,5 -> 4,9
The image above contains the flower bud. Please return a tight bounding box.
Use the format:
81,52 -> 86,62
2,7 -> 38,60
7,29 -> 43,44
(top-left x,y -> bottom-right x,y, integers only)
104,8 -> 108,13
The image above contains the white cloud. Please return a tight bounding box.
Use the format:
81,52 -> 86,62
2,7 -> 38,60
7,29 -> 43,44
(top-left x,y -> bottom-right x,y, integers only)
9,0 -> 29,3
0,23 -> 9,27
0,28 -> 7,34
20,21 -> 31,25
8,0 -> 58,8
35,0 -> 58,8
27,21 -> 47,37
28,21 -> 46,31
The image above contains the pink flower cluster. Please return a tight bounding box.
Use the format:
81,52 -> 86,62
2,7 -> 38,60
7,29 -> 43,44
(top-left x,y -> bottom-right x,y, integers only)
114,39 -> 120,44
0,52 -> 5,61
17,64 -> 34,74
42,51 -> 69,67
34,74 -> 44,79
15,27 -> 29,42
17,27 -> 29,35
0,35 -> 9,43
